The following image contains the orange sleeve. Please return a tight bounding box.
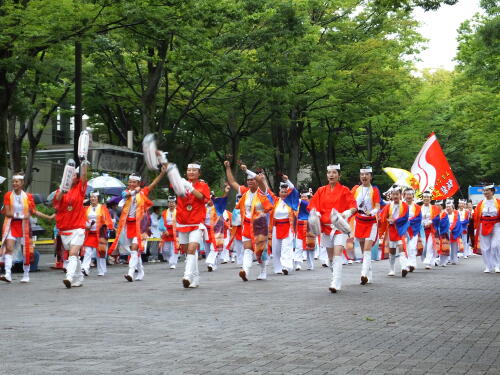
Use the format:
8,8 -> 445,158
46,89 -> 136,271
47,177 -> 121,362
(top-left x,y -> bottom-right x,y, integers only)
3,191 -> 11,206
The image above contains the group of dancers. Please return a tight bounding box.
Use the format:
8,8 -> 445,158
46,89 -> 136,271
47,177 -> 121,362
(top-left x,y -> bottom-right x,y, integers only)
1,137 -> 499,292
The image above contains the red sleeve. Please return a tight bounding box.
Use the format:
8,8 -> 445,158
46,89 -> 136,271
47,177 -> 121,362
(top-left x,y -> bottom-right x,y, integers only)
3,191 -> 11,206
307,187 -> 321,212
53,189 -> 62,210
344,187 -> 357,210
142,186 -> 151,197
77,179 -> 87,195
238,186 -> 249,195
197,182 -> 210,203
27,194 -> 36,212
373,187 -> 381,206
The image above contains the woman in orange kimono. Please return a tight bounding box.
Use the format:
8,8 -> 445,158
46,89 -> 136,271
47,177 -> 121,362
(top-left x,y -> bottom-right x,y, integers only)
225,161 -> 274,281
1,172 -> 54,283
109,167 -> 166,282
81,191 -> 113,276
159,196 -> 179,269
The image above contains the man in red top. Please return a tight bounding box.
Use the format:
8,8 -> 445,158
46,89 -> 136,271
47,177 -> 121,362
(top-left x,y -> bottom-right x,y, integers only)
307,164 -> 357,293
53,162 -> 88,288
177,162 -> 211,288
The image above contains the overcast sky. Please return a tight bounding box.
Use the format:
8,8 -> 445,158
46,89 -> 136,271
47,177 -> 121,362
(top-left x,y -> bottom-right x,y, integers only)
413,0 -> 482,71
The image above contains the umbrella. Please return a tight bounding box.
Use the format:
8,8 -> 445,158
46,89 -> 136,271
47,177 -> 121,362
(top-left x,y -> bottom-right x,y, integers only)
87,175 -> 125,196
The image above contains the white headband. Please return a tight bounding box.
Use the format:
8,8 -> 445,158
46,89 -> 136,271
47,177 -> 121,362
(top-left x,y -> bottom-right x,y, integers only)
360,168 -> 372,173
483,184 -> 494,190
459,199 -> 467,203
187,163 -> 201,169
446,199 -> 454,205
12,175 -> 25,180
327,164 -> 340,171
90,191 -> 99,196
129,175 -> 141,182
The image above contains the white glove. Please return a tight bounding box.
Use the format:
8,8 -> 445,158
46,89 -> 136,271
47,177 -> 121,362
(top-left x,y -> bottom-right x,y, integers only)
342,209 -> 353,219
369,208 -> 379,216
245,169 -> 257,179
182,178 -> 194,193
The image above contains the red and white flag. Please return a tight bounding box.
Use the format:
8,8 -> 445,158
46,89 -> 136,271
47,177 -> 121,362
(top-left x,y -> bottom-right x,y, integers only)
411,132 -> 459,200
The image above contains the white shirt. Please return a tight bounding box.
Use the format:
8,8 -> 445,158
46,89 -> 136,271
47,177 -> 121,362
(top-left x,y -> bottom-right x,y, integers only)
422,204 -> 431,226
392,203 -> 400,220
356,186 -> 373,213
458,209 -> 468,221
12,192 -> 25,219
483,199 -> 498,217
244,190 -> 263,217
128,196 -> 137,218
273,199 -> 290,220
165,210 -> 175,225
87,206 -> 97,231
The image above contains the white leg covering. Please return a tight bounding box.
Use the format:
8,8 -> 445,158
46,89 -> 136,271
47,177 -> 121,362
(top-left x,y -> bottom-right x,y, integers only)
272,229 -> 283,273
330,256 -> 343,291
128,251 -> 138,278
21,264 -> 30,283
235,240 -> 244,265
65,255 -> 78,282
2,254 -> 13,281
169,246 -> 179,267
388,253 -> 396,275
450,242 -> 459,264
136,255 -> 144,280
81,247 -> 93,274
423,235 -> 435,267
242,249 -> 253,278
399,251 -> 409,271
257,260 -> 267,280
361,251 -> 371,277
319,246 -> 328,265
280,232 -> 294,272
183,253 -> 195,282
76,258 -> 84,283
206,250 -> 218,271
97,257 -> 106,275
220,249 -> 230,263
439,254 -> 449,266
189,251 -> 199,288
306,250 -> 315,270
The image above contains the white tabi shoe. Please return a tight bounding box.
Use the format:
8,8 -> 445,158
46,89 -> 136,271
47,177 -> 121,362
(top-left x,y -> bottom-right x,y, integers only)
20,274 -> 30,283
170,265 -> 176,269
387,270 -> 395,277
71,280 -> 83,287
495,267 -> 500,273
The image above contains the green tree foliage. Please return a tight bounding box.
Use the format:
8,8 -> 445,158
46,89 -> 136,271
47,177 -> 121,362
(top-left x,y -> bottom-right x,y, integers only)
2,0 -> 497,199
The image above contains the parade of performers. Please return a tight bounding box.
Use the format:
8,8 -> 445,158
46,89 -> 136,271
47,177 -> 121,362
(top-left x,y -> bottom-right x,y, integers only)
1,131 -> 499,292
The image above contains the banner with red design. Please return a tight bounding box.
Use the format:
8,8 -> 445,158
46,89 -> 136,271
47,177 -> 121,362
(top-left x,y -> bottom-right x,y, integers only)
410,132 -> 459,200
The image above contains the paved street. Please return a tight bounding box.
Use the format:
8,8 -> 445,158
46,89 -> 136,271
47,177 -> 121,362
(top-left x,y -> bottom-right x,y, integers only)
1,254 -> 499,375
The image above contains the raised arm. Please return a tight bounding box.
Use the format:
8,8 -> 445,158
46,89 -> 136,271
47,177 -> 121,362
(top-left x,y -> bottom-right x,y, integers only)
224,160 -> 240,192
255,173 -> 268,193
147,164 -> 167,192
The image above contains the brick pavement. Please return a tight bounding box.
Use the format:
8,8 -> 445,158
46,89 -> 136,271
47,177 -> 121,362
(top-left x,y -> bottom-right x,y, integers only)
0,255 -> 499,375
